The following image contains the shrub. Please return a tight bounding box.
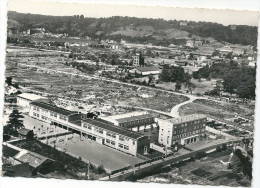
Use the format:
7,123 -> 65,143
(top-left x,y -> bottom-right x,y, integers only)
96,165 -> 106,174
216,146 -> 222,152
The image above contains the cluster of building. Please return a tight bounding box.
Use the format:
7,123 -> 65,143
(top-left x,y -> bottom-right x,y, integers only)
17,93 -> 209,157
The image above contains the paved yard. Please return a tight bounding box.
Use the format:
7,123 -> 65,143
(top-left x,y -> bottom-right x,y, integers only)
23,115 -> 143,171
52,137 -> 144,171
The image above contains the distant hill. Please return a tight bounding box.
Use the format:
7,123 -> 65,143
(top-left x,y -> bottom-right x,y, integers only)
7,11 -> 258,48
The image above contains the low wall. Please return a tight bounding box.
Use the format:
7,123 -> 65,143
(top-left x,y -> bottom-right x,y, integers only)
206,126 -> 238,140
102,139 -> 239,181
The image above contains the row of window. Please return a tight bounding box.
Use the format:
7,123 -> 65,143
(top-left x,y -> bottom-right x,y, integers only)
60,115 -> 67,121
173,119 -> 206,129
106,132 -> 116,138
95,128 -> 104,134
106,139 -> 115,146
172,124 -> 205,134
41,115 -> 48,121
119,118 -> 153,126
83,124 -> 92,130
50,112 -> 58,118
33,106 -> 40,111
33,105 -> 67,120
172,129 -> 205,140
33,112 -> 39,118
83,124 -> 133,144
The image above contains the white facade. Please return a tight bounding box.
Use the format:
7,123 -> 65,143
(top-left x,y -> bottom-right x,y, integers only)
82,121 -> 139,156
158,114 -> 207,147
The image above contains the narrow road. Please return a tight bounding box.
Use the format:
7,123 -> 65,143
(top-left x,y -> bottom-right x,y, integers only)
170,95 -> 204,118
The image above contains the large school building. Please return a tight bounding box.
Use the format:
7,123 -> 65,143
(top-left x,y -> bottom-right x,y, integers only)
158,114 -> 207,147
29,100 -> 150,156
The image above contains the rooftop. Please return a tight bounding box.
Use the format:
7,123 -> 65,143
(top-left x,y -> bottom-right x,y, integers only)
83,118 -> 145,139
18,93 -> 44,101
30,100 -> 77,116
167,114 -> 207,125
15,150 -> 53,168
103,111 -> 149,120
18,128 -> 32,136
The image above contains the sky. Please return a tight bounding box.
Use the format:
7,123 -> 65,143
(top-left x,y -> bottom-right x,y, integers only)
7,0 -> 259,26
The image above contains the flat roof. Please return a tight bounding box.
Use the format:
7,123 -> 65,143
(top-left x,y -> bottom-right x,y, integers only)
116,114 -> 154,123
30,100 -> 77,116
104,111 -> 151,120
18,93 -> 44,101
83,118 -> 144,139
167,114 -> 207,125
15,150 -> 52,168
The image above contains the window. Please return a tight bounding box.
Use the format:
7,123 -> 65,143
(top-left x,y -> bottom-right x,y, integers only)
99,129 -> 103,134
124,145 -> 129,150
60,115 -> 67,121
119,136 -> 125,141
50,112 -> 57,117
119,143 -> 124,148
107,132 -> 116,138
106,139 -> 111,144
111,141 -> 115,145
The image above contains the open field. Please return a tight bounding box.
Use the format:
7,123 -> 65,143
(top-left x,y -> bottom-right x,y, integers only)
138,148 -> 251,187
179,99 -> 255,120
5,48 -> 189,113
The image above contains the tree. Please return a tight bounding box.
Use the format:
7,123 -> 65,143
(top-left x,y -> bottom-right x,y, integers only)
185,81 -> 196,94
175,82 -> 182,91
147,75 -> 154,85
6,109 -> 24,130
6,77 -> 12,86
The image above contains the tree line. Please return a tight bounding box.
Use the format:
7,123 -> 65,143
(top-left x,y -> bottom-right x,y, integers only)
193,61 -> 256,99
8,11 -> 257,48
